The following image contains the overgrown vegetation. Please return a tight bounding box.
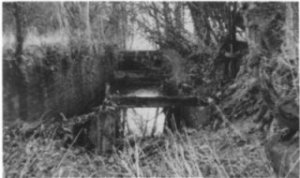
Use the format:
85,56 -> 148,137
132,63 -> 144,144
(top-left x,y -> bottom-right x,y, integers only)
3,2 -> 299,178
4,117 -> 275,177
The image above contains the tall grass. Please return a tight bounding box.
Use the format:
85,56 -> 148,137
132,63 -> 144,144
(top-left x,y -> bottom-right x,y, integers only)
4,120 -> 275,177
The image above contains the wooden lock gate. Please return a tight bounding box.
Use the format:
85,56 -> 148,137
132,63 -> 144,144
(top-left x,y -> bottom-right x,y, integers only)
94,50 -> 209,154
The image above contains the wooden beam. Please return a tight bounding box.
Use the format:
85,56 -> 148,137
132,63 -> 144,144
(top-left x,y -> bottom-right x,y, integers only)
111,77 -> 162,88
114,71 -> 167,79
110,96 -> 209,107
113,74 -> 165,82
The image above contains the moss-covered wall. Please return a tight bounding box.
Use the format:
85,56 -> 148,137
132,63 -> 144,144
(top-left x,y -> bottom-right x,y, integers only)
3,45 -> 115,123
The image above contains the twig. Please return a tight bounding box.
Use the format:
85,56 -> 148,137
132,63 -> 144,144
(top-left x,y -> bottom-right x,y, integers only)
208,98 -> 247,141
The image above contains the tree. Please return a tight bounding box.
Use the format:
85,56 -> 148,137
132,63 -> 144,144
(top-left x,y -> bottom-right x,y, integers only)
133,2 -> 193,56
13,3 -> 28,121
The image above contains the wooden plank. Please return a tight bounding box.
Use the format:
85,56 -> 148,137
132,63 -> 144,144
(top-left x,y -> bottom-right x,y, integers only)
110,96 -> 209,107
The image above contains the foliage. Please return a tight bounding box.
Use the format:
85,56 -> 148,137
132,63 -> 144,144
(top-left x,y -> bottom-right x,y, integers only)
132,2 -> 194,56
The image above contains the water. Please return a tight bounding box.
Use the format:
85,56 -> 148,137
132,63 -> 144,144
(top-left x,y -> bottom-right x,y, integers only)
121,89 -> 166,137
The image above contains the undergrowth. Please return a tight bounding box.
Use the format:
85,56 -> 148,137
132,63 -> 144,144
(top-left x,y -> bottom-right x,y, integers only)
4,123 -> 275,178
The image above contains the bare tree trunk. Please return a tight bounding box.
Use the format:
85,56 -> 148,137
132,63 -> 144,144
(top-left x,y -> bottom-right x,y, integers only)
162,2 -> 173,42
85,2 -> 91,44
55,3 -> 64,31
188,3 -> 206,48
152,3 -> 162,45
13,3 -> 28,121
111,3 -> 120,45
174,3 -> 184,32
99,2 -> 107,44
84,2 -> 92,53
56,2 -> 70,39
14,3 -> 24,64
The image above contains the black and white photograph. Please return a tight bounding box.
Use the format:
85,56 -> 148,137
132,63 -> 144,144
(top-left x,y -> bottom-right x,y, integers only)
2,1 -> 299,177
